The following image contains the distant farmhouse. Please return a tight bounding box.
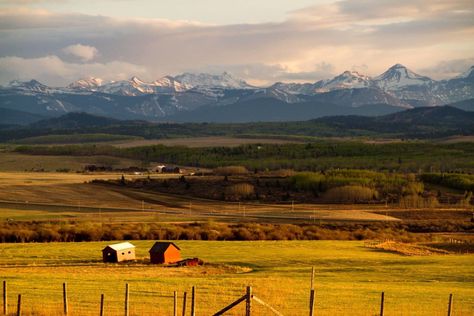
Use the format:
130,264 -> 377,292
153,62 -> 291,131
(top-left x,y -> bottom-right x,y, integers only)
149,242 -> 181,264
102,242 -> 136,263
153,164 -> 181,174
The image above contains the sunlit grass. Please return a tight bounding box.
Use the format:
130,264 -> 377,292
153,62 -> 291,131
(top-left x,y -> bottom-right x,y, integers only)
1,241 -> 473,315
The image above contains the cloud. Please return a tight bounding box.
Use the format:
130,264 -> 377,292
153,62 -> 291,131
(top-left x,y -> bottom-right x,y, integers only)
193,62 -> 336,86
0,55 -> 148,86
0,0 -> 473,85
62,44 -> 98,62
420,58 -> 474,79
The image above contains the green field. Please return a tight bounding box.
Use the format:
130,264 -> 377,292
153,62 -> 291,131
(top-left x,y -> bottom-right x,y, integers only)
1,241 -> 472,315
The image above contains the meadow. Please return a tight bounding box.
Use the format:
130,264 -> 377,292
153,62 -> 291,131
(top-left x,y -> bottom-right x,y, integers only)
1,240 -> 473,316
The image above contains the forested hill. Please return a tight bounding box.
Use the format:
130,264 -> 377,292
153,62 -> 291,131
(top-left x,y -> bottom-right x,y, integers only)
1,106 -> 473,142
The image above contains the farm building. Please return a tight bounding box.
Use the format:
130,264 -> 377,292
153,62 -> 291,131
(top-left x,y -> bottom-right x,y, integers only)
102,242 -> 136,263
149,242 -> 181,264
153,164 -> 181,174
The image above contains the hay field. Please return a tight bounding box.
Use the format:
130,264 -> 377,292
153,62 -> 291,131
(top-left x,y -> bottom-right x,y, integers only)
0,153 -> 142,172
114,136 -> 304,148
0,172 -> 398,223
0,241 -> 472,315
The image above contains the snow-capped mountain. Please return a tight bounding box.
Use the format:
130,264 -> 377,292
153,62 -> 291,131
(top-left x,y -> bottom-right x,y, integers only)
96,76 -> 157,96
269,82 -> 317,95
315,71 -> 371,93
68,77 -> 104,90
174,72 -> 253,90
8,79 -> 53,94
1,64 -> 473,123
456,66 -> 474,81
153,76 -> 190,92
373,64 -> 434,90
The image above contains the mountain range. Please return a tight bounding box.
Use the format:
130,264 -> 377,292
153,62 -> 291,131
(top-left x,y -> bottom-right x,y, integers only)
0,64 -> 473,124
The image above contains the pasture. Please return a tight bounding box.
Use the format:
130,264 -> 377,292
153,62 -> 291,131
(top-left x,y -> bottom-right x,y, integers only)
0,172 -> 399,224
0,241 -> 473,315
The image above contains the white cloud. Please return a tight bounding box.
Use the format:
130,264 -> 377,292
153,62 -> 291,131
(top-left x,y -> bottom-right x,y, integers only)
0,0 -> 473,84
0,55 -> 148,86
62,44 -> 98,62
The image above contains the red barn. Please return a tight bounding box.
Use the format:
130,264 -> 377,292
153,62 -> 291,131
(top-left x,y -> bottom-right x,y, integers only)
149,242 -> 181,264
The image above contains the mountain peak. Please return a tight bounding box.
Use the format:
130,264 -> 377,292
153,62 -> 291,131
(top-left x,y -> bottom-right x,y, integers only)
374,64 -> 433,90
8,79 -> 51,93
458,65 -> 474,79
68,77 -> 103,90
174,72 -> 252,89
389,63 -> 407,69
314,70 -> 371,92
130,76 -> 145,85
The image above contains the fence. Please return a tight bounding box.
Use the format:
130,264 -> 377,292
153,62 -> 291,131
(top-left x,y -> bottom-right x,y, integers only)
2,270 -> 460,316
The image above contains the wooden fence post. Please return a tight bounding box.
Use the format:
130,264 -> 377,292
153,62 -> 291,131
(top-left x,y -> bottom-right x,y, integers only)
182,292 -> 187,316
191,286 -> 196,316
124,283 -> 129,316
447,294 -> 453,316
380,292 -> 385,316
63,282 -> 68,315
16,294 -> 21,316
173,291 -> 177,316
100,294 -> 104,316
3,281 -> 6,315
246,286 -> 252,316
309,289 -> 315,316
309,267 -> 315,316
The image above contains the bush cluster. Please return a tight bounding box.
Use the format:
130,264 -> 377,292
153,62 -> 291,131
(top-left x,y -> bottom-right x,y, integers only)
0,221 -> 472,243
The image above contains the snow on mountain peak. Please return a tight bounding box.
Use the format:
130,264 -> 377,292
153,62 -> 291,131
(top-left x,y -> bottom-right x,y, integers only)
315,70 -> 371,92
174,72 -> 252,89
458,65 -> 474,79
374,64 -> 433,90
68,77 -> 104,90
8,79 -> 51,93
154,76 -> 189,92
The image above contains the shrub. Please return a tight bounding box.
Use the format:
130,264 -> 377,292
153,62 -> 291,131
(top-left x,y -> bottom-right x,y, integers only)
322,185 -> 378,203
225,183 -> 255,200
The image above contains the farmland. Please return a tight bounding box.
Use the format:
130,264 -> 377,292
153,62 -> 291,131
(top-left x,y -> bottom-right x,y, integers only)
1,240 -> 473,315
0,139 -> 472,315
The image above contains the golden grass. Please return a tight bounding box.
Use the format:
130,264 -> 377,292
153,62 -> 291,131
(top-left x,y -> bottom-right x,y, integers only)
0,240 -> 473,315
0,153 -> 141,172
0,171 -> 399,223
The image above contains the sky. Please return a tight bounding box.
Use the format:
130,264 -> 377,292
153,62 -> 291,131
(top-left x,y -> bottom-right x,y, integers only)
0,0 -> 473,86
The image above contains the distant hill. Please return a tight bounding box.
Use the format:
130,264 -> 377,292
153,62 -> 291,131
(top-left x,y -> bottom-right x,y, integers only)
314,106 -> 474,136
448,98 -> 474,112
169,98 -> 404,123
1,106 -> 473,143
30,112 -> 121,129
0,107 -> 45,126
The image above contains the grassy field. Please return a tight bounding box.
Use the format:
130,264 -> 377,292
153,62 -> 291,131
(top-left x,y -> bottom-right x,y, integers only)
0,240 -> 472,315
0,153 -> 143,172
114,136 -> 304,148
0,172 -> 400,223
